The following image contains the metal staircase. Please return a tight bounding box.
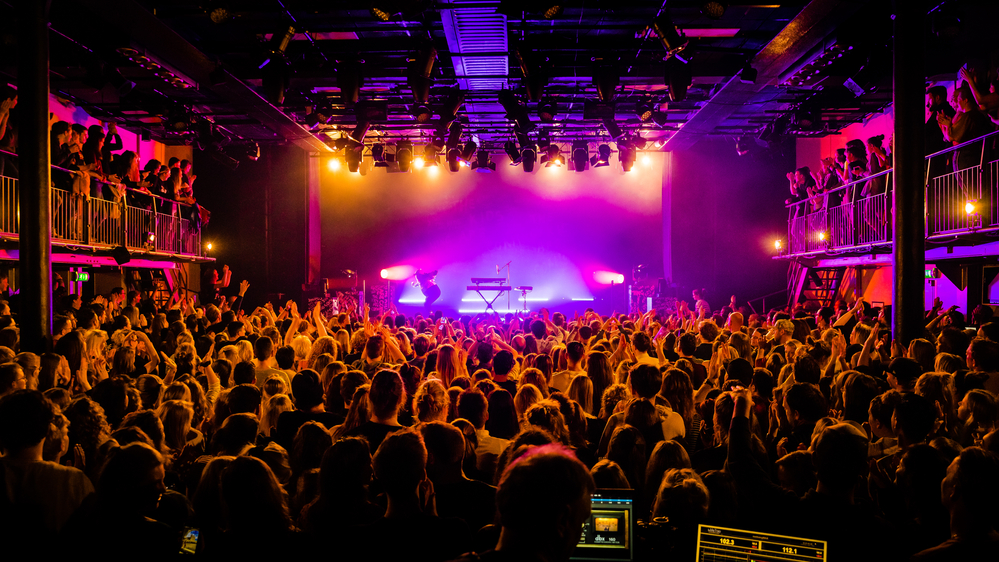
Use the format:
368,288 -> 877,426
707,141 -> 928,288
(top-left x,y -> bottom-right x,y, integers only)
790,262 -> 846,309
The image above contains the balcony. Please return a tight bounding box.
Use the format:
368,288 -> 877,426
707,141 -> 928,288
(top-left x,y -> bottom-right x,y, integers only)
782,130 -> 999,258
0,157 -> 211,263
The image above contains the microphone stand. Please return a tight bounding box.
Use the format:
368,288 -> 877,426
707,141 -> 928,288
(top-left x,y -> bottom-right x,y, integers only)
496,261 -> 511,311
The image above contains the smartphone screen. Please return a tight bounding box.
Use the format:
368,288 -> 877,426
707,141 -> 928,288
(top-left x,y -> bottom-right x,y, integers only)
180,528 -> 199,555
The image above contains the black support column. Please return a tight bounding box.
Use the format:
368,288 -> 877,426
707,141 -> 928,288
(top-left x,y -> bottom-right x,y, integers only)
892,1 -> 925,346
16,0 -> 53,352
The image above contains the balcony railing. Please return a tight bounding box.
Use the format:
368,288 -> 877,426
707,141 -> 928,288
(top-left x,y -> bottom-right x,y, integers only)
783,130 -> 999,257
0,150 -> 208,259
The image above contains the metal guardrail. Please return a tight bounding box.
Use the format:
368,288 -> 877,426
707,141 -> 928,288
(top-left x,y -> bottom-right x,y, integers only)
0,161 -> 206,258
783,129 -> 999,257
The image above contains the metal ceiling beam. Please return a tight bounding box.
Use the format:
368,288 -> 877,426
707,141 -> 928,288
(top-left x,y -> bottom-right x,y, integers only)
662,0 -> 865,152
76,0 -> 331,152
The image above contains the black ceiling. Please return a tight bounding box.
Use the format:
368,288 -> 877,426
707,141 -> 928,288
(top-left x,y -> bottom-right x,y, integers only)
0,0 -> 992,155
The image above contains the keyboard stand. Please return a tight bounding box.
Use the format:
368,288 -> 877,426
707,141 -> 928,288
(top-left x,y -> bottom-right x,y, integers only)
474,288 -> 505,314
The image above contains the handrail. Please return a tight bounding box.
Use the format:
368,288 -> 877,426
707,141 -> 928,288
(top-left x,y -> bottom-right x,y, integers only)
924,127 -> 999,160
0,147 -> 195,206
785,128 -> 999,210
784,167 -> 893,209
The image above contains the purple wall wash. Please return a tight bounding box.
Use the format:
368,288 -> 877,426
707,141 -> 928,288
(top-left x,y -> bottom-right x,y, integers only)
321,153 -> 664,314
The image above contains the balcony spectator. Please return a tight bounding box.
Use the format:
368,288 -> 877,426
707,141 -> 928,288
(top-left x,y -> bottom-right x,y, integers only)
0,87 -> 15,177
100,122 -> 122,174
958,62 -> 999,122
938,82 -> 995,172
926,86 -> 956,178
816,156 -> 842,207
785,167 -> 815,217
862,135 -> 889,197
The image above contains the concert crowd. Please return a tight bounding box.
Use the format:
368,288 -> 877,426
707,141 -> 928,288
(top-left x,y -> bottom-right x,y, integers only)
1,279 -> 998,561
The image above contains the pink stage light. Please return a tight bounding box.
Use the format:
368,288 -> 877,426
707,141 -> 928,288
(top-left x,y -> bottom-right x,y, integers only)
593,270 -> 625,285
380,265 -> 417,280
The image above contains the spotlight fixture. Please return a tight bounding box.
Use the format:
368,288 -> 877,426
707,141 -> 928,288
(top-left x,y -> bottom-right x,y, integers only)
304,104 -> 332,128
260,25 -> 295,105
337,61 -> 363,107
542,145 -> 563,168
372,143 -> 390,168
348,121 -> 371,144
446,148 -> 461,172
571,140 -> 588,172
371,5 -> 394,21
521,143 -> 537,173
774,239 -> 782,252
445,121 -> 464,150
593,65 -> 620,103
206,242 -> 214,251
345,143 -> 363,173
514,43 -> 549,102
700,1 -> 727,19
423,144 -> 440,167
498,90 -> 535,132
412,105 -> 433,123
538,98 -> 557,123
617,138 -> 636,172
209,6 -> 231,24
601,117 -> 624,140
792,106 -> 821,131
471,150 -> 496,172
965,200 -> 977,215
396,140 -> 414,172
328,158 -> 342,172
665,58 -> 691,102
165,109 -> 194,132
504,140 -> 522,165
408,44 -> 437,103
590,144 -> 611,167
735,136 -> 751,156
635,100 -> 654,123
543,4 -> 563,19
652,17 -> 688,58
244,141 -> 260,161
537,129 -> 550,150
438,88 -> 465,123
461,140 -> 478,162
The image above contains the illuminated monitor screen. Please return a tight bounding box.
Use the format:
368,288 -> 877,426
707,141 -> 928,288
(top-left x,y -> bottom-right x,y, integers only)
696,525 -> 828,562
571,489 -> 634,561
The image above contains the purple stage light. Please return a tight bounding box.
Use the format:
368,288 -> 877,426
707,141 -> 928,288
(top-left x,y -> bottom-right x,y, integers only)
593,270 -> 625,285
380,265 -> 418,280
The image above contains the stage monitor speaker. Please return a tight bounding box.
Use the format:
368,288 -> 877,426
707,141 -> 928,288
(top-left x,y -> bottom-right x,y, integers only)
112,246 -> 131,265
